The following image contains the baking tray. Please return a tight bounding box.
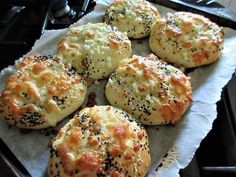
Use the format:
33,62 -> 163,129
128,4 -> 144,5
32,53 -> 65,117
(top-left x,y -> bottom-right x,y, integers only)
151,0 -> 236,29
1,1 -> 236,176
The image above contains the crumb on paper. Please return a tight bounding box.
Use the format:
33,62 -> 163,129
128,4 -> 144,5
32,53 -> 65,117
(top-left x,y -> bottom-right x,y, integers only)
158,147 -> 180,169
86,92 -> 97,107
93,79 -> 100,85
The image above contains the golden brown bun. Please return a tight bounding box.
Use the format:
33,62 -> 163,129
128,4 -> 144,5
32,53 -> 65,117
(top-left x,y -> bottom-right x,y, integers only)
0,55 -> 87,129
149,12 -> 224,68
104,0 -> 160,39
106,54 -> 192,125
56,23 -> 132,80
48,105 -> 151,177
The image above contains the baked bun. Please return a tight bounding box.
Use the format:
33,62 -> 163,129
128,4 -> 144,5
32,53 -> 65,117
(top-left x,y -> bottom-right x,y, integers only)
104,0 -> 160,39
48,105 -> 150,177
56,23 -> 132,80
149,12 -> 224,68
105,54 -> 192,125
0,55 -> 87,129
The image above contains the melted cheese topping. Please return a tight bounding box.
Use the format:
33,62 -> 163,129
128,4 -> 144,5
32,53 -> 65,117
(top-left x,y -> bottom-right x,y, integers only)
56,23 -> 131,80
105,54 -> 192,125
0,55 -> 87,129
104,0 -> 160,39
149,12 -> 224,68
48,106 -> 150,177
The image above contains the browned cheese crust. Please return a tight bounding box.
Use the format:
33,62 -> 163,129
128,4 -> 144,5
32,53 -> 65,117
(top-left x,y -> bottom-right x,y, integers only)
106,54 -> 192,125
149,12 -> 224,68
48,106 -> 151,177
104,0 -> 160,39
56,23 -> 131,80
0,55 -> 87,129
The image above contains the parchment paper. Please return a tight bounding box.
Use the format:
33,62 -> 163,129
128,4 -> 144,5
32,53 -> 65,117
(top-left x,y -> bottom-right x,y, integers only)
0,1 -> 236,177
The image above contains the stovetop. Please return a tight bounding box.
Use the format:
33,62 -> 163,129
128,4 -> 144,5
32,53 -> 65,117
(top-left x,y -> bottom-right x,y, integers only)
0,0 -> 96,70
181,75 -> 236,177
0,1 -> 235,177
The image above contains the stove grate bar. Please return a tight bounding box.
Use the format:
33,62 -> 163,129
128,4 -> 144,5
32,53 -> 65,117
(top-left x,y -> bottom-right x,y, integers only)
201,166 -> 236,177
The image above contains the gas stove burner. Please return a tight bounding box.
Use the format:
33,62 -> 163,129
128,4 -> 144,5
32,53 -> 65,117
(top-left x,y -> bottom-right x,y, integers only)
50,0 -> 75,19
49,5 -> 77,26
0,0 -> 96,70
51,4 -> 71,19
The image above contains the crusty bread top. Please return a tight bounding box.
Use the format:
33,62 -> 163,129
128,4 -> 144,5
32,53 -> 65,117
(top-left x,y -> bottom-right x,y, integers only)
104,0 -> 160,39
106,54 -> 192,125
0,55 -> 87,129
56,23 -> 131,80
149,12 -> 224,68
49,105 -> 150,177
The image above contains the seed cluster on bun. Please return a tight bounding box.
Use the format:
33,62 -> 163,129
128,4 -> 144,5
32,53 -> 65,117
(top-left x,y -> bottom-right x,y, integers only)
56,23 -> 132,80
104,0 -> 160,39
0,55 -> 87,129
106,54 -> 192,125
48,106 -> 151,177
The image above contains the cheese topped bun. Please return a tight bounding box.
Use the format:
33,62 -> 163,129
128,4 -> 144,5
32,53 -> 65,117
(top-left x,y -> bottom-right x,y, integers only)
104,0 -> 160,39
56,23 -> 132,80
149,12 -> 224,68
106,54 -> 192,125
0,55 -> 87,129
48,105 -> 151,177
